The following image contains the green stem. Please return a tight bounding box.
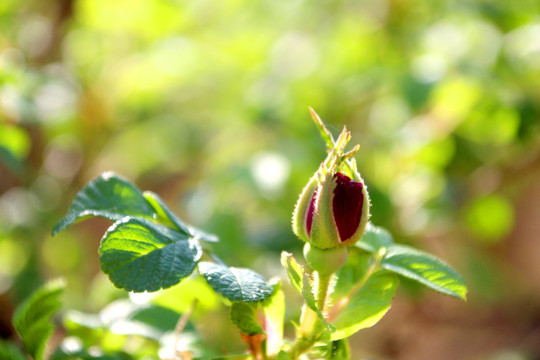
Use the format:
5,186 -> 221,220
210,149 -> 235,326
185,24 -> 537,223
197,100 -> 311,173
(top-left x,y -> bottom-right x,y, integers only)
287,271 -> 332,360
316,272 -> 332,311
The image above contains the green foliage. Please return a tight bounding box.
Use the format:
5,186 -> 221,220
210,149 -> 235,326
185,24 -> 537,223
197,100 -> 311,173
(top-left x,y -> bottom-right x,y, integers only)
230,303 -> 265,336
281,252 -> 303,294
381,244 -> 468,300
99,217 -> 202,292
198,262 -> 274,303
329,272 -> 398,340
46,134 -> 468,359
314,340 -> 350,360
0,339 -> 27,360
53,173 -> 157,235
12,280 -> 65,360
262,282 -> 285,356
355,223 -> 394,254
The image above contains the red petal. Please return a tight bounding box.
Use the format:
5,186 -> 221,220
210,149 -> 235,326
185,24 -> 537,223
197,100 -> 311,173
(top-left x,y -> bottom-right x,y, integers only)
306,190 -> 317,236
332,173 -> 364,242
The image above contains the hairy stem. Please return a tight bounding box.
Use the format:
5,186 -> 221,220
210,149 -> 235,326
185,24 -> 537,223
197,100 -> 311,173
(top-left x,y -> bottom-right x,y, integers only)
316,272 -> 332,312
287,271 -> 332,360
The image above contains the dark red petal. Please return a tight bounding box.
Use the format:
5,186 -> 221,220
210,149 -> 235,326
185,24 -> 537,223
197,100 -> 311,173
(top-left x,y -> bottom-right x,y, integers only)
306,190 -> 317,236
332,173 -> 364,242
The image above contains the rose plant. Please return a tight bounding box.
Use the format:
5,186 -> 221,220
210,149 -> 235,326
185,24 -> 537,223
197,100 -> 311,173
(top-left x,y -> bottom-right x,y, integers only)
3,110 -> 467,360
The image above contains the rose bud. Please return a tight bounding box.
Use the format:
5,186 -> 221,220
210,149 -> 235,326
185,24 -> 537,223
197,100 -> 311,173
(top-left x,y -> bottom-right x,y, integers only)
292,126 -> 370,250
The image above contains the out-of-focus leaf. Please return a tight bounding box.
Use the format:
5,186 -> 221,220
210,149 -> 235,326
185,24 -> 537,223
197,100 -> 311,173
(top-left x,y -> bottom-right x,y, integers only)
99,217 -> 202,292
152,277 -> 221,318
51,347 -> 134,360
276,351 -> 292,360
198,262 -> 273,303
0,339 -> 27,360
53,172 -> 157,235
355,223 -> 393,254
142,191 -> 219,243
262,281 -> 285,356
464,194 -> 514,243
314,339 -> 350,360
12,279 -> 65,360
382,245 -> 467,300
230,303 -> 264,336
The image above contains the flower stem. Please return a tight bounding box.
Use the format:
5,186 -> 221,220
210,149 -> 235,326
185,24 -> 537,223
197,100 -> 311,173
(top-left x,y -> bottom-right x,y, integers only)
316,272 -> 332,311
287,271 -> 332,360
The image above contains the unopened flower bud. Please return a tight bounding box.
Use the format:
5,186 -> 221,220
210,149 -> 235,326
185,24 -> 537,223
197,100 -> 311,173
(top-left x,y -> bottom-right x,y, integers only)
292,115 -> 370,250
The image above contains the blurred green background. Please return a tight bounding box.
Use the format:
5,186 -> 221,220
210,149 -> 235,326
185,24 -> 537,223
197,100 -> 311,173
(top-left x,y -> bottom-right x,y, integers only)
1,0 -> 540,359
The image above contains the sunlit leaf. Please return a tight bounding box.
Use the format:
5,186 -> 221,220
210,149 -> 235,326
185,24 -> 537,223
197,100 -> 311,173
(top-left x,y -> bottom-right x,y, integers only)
143,191 -> 219,243
382,245 -> 467,300
280,252 -> 302,293
152,277 -> 221,317
198,262 -> 273,303
13,279 -> 65,360
330,272 -> 398,340
53,172 -> 157,235
99,217 -> 202,292
262,281 -> 285,355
